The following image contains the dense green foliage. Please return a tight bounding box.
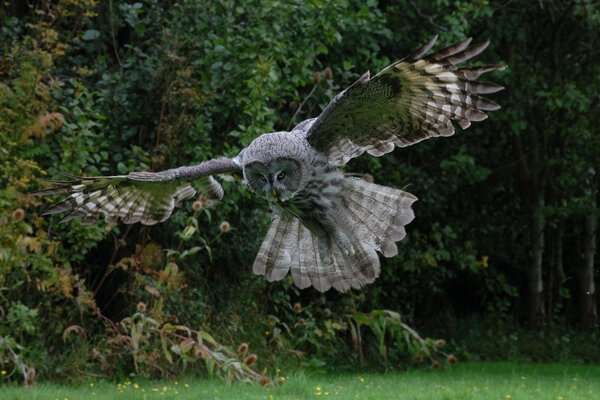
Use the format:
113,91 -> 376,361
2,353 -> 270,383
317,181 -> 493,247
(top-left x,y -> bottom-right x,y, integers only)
0,0 -> 598,385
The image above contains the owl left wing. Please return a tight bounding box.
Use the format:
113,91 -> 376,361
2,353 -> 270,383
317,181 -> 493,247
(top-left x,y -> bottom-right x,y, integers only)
33,158 -> 241,225
304,35 -> 506,166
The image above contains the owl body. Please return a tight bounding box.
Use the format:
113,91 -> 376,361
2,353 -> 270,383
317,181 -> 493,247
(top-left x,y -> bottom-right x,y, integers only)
37,36 -> 504,292
240,128 -> 417,292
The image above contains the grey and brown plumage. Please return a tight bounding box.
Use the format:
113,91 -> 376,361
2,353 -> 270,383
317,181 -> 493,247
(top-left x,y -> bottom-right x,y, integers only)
34,36 -> 505,292
306,35 -> 505,165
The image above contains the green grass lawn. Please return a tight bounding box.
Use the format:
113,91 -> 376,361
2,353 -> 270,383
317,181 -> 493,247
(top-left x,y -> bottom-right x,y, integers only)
2,362 -> 599,400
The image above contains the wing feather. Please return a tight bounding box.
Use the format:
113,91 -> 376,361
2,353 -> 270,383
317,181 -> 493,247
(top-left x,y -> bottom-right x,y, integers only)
305,36 -> 506,165
33,158 -> 241,225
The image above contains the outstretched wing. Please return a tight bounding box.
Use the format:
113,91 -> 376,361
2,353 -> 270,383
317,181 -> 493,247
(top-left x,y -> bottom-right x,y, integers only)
33,158 -> 241,225
304,35 -> 506,166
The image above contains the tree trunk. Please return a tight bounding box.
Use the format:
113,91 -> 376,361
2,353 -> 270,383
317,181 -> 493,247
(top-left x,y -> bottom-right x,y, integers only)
580,213 -> 597,329
580,172 -> 597,329
528,195 -> 546,327
555,223 -> 566,286
547,223 -> 566,316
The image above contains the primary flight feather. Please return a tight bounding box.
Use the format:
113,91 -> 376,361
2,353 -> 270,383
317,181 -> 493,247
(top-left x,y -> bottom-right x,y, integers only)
35,36 -> 505,292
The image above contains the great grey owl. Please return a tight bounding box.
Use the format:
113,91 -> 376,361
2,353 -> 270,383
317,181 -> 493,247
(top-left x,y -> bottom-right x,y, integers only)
36,36 -> 505,292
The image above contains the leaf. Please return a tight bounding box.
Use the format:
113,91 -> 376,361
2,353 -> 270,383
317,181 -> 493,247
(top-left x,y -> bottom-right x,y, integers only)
144,285 -> 161,298
178,225 -> 196,240
117,162 -> 128,174
179,338 -> 195,355
198,330 -> 217,346
82,29 -> 100,41
160,332 -> 173,364
20,112 -> 64,143
180,246 -> 201,259
205,356 -> 216,377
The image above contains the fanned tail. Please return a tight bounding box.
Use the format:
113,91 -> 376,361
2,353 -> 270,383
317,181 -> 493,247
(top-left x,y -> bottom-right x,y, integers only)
340,177 -> 417,258
252,211 -> 380,292
253,211 -> 335,292
253,178 -> 416,292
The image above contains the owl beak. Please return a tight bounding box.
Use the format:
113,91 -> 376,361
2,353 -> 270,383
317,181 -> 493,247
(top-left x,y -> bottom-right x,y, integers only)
271,188 -> 278,198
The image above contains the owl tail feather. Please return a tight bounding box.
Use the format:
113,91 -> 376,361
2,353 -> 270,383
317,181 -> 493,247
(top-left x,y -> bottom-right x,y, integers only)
252,211 -> 380,292
340,177 -> 417,259
252,178 -> 417,293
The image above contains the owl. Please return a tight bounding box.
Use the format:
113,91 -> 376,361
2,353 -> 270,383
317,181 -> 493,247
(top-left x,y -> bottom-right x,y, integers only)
35,36 -> 505,292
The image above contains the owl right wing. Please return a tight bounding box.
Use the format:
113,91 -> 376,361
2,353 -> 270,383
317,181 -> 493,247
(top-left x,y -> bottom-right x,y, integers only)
33,158 -> 242,225
303,35 -> 506,166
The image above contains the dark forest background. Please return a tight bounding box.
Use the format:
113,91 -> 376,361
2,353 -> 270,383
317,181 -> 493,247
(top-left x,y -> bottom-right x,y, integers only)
1,0 -> 598,384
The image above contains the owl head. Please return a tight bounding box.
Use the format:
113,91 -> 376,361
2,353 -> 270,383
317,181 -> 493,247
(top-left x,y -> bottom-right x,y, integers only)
241,132 -> 313,201
244,158 -> 304,201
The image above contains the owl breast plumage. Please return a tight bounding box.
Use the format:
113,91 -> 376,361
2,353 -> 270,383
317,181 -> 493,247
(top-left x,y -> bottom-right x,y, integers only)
35,36 -> 505,292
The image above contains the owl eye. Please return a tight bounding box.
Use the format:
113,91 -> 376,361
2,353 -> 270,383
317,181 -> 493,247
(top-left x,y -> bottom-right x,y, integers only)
277,172 -> 286,180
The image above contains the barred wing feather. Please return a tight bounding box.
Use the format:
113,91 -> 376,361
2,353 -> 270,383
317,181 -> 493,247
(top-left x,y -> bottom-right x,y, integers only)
34,158 -> 240,225
306,35 -> 506,166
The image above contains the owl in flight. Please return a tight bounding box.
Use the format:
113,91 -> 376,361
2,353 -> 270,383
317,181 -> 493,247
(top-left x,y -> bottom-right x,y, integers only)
36,36 -> 504,292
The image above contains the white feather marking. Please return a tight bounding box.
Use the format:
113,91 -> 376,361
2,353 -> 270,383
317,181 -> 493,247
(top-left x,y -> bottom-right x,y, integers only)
424,63 -> 443,74
118,200 -> 135,216
84,202 -> 98,212
425,81 -> 440,93
96,195 -> 108,204
444,83 -> 461,93
436,71 -> 457,82
450,94 -> 462,104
